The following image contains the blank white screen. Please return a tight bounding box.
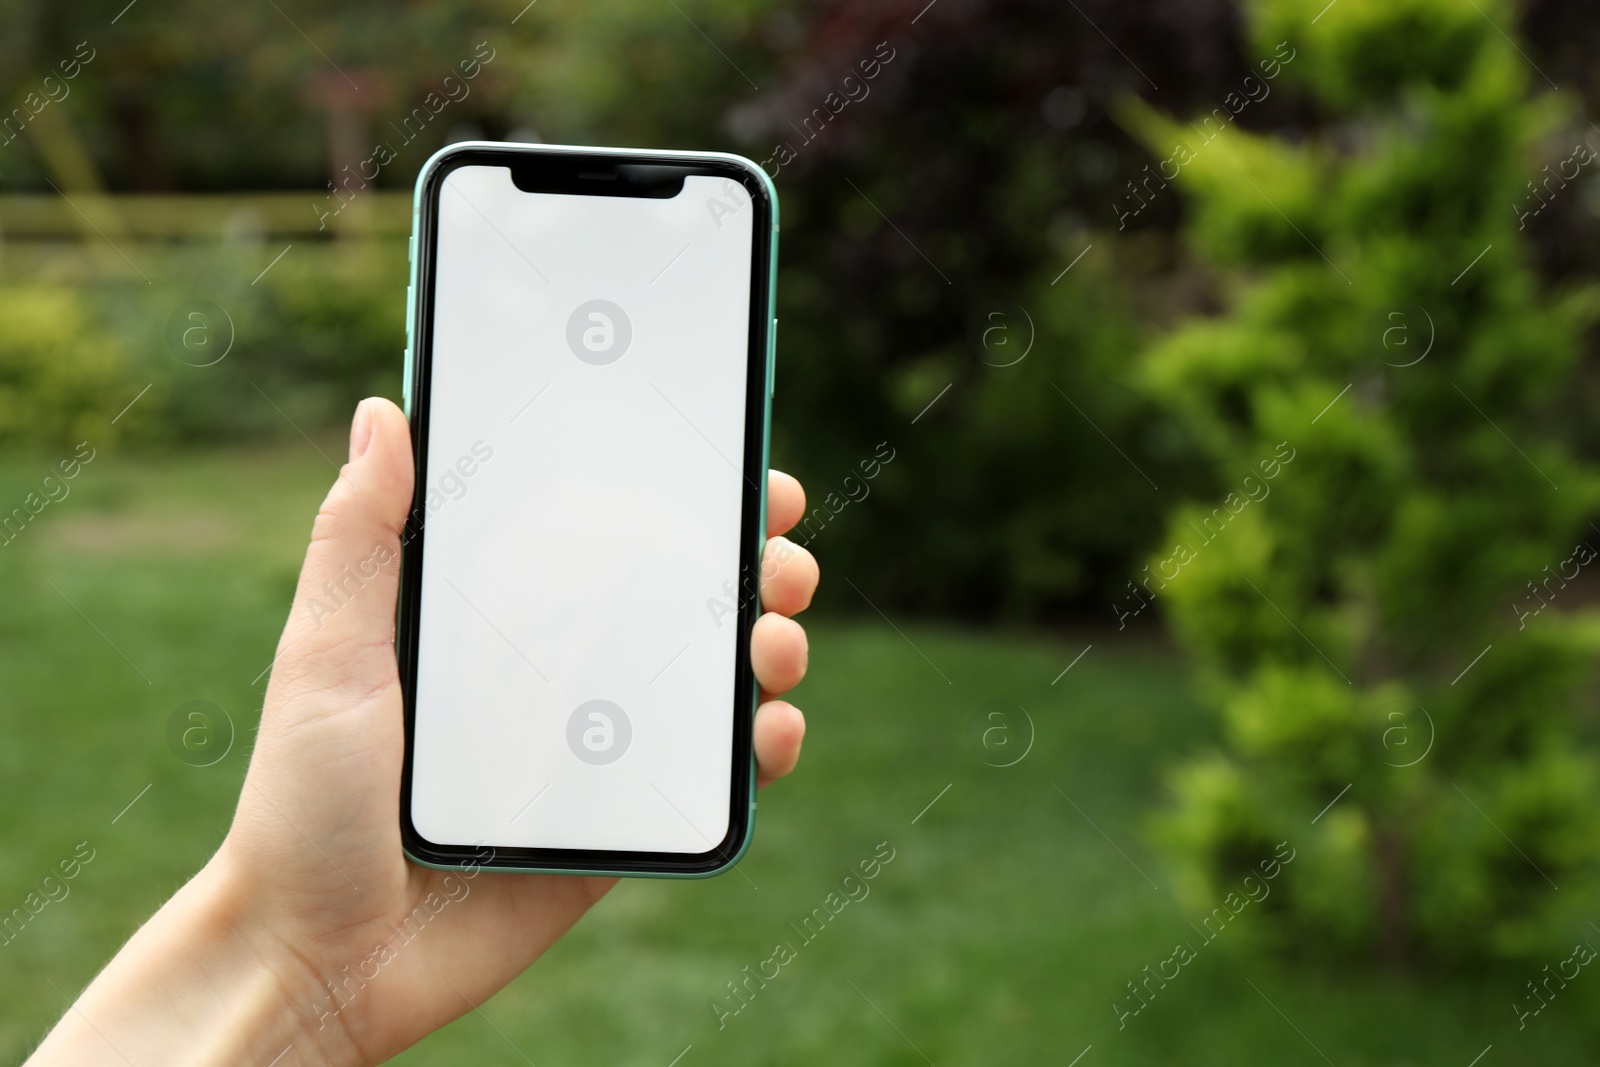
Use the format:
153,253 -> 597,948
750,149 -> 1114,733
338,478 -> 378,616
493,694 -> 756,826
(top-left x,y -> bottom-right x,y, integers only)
410,163 -> 754,855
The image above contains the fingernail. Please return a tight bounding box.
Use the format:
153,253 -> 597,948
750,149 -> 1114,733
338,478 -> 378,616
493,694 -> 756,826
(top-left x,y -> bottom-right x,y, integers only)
349,399 -> 375,462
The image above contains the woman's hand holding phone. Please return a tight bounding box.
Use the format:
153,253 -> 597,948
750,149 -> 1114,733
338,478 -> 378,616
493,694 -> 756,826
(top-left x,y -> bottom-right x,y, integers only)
26,397 -> 818,1067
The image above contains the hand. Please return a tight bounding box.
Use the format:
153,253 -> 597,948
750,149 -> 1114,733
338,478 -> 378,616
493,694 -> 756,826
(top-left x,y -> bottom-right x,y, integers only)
28,397 -> 818,1067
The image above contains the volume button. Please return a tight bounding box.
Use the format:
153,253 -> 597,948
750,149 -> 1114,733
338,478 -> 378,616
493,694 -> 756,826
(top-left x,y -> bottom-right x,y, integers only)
769,318 -> 777,398
403,283 -> 414,410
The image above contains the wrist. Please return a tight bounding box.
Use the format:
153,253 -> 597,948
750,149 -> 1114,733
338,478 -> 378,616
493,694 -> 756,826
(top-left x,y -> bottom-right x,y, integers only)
26,846 -> 359,1067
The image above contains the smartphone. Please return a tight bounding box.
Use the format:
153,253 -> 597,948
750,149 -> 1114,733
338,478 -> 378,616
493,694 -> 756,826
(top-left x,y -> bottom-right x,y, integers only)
396,142 -> 777,877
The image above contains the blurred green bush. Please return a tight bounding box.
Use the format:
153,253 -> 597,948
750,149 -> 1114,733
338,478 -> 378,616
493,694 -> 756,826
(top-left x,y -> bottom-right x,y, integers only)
0,238 -> 409,447
1138,0 -> 1600,964
0,284 -> 133,448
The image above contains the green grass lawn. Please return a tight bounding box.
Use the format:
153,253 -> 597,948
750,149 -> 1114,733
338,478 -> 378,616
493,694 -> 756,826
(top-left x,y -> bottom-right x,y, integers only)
1,444 -> 1598,1065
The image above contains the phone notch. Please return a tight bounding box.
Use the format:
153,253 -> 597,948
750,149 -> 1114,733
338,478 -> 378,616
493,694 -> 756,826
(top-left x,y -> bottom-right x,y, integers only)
510,158 -> 690,199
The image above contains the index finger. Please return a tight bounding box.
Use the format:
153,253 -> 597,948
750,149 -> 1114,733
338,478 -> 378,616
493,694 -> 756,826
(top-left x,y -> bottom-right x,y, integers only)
767,469 -> 806,537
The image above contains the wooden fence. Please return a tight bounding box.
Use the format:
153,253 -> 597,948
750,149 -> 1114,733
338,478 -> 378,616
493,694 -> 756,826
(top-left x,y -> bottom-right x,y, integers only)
0,192 -> 413,240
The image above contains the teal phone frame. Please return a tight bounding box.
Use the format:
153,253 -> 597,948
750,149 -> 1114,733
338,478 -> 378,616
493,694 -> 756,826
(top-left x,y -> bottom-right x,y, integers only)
397,142 -> 778,878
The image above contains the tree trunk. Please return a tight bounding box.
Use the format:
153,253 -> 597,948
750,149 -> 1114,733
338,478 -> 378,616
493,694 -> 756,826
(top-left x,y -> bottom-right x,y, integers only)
1374,821 -> 1409,969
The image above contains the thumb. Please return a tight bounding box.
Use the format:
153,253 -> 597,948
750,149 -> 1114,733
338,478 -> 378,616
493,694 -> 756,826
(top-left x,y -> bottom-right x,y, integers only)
267,397 -> 415,706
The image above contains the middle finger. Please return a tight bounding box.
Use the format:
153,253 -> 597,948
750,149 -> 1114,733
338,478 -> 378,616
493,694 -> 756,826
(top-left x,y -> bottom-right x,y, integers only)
759,535 -> 819,617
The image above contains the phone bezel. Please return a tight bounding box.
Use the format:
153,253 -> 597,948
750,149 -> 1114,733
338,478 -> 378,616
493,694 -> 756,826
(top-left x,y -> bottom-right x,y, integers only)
396,143 -> 775,877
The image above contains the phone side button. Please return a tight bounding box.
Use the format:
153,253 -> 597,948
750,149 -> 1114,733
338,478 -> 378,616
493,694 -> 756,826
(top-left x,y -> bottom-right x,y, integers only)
768,317 -> 777,398
403,282 -> 415,409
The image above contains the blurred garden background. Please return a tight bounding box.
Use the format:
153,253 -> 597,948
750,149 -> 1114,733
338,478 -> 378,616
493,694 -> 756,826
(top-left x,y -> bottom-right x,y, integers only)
7,0 -> 1600,1062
